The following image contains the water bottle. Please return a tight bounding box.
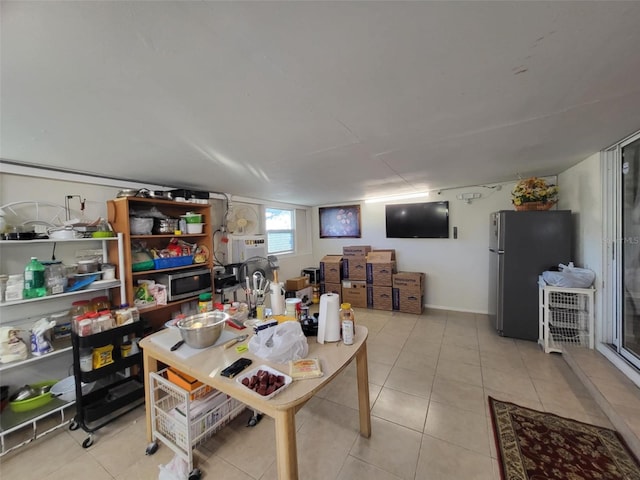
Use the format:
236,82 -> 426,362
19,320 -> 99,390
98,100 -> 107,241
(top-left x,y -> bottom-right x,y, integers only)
23,257 -> 46,298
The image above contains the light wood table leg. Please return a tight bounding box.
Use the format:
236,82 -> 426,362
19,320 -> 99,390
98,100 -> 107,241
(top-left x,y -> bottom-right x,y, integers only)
356,342 -> 371,438
143,351 -> 158,443
274,408 -> 298,480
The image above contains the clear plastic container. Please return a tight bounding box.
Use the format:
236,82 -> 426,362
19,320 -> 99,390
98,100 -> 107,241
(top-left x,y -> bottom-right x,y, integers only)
79,348 -> 93,372
339,302 -> 355,345
115,304 -> 133,326
44,262 -> 66,295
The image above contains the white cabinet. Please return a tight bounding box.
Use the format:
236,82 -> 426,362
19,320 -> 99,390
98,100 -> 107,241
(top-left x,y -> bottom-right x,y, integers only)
538,279 -> 595,354
0,234 -> 125,456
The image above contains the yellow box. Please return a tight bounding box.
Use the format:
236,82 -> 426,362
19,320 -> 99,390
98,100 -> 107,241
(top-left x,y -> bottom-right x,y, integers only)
92,345 -> 114,369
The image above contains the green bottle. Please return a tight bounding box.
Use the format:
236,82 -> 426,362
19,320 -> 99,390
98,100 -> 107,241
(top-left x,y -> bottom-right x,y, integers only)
24,257 -> 46,298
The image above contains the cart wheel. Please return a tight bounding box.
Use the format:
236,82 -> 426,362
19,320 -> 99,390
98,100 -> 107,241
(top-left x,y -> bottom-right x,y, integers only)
82,436 -> 94,448
69,420 -> 79,431
247,413 -> 263,427
145,441 -> 159,455
188,468 -> 201,480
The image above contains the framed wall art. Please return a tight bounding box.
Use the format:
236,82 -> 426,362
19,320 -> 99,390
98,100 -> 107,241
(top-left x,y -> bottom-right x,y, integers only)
319,205 -> 361,238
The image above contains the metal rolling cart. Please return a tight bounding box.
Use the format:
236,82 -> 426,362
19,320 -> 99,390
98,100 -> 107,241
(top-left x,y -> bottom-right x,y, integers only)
145,368 -> 246,480
539,278 -> 595,354
69,319 -> 146,448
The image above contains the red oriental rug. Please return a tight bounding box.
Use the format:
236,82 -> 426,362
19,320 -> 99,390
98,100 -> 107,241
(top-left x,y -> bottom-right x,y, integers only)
489,396 -> 640,480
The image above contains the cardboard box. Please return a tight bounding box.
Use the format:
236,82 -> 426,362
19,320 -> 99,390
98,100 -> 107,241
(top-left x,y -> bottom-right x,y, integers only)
366,261 -> 397,286
293,286 -> 313,305
341,280 -> 367,308
342,256 -> 367,280
366,249 -> 396,262
320,282 -> 341,301
286,276 -> 310,291
392,288 -> 424,315
392,272 -> 425,292
367,285 -> 393,311
342,245 -> 372,257
320,255 -> 343,284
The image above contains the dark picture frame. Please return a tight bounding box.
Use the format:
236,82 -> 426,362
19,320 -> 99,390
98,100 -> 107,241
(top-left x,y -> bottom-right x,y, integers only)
319,205 -> 362,238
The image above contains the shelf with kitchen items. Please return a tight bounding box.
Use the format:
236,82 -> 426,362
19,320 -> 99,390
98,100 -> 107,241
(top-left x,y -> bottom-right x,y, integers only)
0,234 -> 127,456
106,196 -> 213,331
538,277 -> 595,354
69,319 -> 145,448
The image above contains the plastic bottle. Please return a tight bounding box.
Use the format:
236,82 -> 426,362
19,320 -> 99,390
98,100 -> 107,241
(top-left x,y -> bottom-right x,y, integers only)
339,302 -> 355,345
198,292 -> 213,313
23,257 -> 47,298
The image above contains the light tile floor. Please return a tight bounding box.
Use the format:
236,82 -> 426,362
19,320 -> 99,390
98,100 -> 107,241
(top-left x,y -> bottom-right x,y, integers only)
1,308 -> 636,479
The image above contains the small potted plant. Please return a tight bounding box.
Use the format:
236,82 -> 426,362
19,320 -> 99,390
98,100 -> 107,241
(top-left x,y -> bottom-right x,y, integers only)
511,177 -> 559,211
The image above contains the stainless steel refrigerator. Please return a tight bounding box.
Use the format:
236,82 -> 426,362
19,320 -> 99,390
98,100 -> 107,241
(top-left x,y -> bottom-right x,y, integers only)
488,210 -> 573,341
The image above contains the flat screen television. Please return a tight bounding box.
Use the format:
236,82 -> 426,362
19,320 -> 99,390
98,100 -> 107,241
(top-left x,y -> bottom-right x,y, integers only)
385,201 -> 449,238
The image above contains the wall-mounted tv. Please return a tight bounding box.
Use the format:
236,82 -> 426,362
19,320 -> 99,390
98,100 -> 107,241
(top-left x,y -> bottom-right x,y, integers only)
385,201 -> 449,238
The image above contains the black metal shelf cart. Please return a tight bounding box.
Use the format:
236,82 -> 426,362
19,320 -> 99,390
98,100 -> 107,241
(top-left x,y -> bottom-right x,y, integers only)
70,321 -> 146,448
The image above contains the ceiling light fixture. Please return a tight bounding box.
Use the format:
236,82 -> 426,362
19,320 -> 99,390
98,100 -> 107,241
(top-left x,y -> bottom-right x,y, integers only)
364,192 -> 430,204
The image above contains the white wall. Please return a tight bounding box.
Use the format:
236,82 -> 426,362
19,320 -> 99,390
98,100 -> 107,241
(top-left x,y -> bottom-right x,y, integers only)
558,153 -> 603,281
0,169 -> 314,283
312,184 -> 518,313
558,153 -> 604,342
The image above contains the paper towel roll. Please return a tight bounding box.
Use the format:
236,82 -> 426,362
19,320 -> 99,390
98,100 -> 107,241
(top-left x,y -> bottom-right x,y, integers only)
270,282 -> 285,315
317,293 -> 341,343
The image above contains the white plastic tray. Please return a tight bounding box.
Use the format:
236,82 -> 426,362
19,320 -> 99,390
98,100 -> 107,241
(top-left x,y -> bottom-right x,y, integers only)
235,364 -> 292,400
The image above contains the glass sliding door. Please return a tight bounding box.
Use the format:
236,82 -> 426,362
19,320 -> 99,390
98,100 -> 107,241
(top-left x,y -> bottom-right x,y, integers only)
620,136 -> 640,367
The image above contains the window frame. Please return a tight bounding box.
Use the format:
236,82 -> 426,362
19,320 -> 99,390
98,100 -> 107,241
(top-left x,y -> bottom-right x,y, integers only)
265,207 -> 295,255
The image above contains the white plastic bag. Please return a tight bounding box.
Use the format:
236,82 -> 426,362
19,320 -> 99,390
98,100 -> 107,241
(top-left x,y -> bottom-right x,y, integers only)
542,262 -> 595,288
158,454 -> 189,480
248,321 -> 308,363
30,318 -> 56,356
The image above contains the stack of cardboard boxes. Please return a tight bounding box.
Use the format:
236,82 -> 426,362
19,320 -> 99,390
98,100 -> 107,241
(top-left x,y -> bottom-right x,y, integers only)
341,245 -> 371,308
392,272 -> 426,314
365,249 -> 397,310
314,246 -> 425,315
319,255 -> 343,300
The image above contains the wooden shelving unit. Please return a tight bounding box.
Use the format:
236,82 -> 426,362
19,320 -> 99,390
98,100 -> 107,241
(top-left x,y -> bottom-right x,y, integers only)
106,197 -> 214,329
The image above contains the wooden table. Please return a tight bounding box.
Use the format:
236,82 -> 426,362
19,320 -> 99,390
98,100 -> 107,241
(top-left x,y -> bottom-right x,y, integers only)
139,325 -> 371,480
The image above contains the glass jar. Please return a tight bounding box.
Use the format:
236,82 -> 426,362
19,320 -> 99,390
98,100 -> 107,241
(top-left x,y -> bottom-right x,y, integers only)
71,300 -> 90,314
91,296 -> 110,312
198,292 -> 213,313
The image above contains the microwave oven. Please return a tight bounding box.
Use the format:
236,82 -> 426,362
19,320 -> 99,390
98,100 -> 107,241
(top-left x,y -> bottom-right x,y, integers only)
155,267 -> 212,302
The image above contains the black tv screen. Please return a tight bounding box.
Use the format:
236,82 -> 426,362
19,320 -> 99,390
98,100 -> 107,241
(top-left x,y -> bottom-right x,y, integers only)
385,201 -> 449,238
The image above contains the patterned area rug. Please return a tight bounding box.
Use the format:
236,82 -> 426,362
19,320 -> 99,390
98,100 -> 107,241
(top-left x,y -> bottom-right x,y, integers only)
489,396 -> 640,480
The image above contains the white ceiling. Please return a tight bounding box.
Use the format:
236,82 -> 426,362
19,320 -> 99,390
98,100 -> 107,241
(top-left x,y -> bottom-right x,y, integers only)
2,1 -> 640,206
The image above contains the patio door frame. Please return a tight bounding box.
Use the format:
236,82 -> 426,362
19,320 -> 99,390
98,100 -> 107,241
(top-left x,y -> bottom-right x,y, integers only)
602,130 -> 640,375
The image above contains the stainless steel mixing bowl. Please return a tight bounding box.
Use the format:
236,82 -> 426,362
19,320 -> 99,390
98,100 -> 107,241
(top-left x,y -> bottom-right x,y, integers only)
176,311 -> 229,349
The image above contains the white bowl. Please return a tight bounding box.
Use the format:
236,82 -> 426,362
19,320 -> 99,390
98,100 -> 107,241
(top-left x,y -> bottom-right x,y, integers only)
51,376 -> 94,402
185,223 -> 204,234
235,365 -> 292,400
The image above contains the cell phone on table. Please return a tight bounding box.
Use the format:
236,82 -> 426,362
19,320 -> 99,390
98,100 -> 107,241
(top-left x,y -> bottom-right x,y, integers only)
220,357 -> 252,378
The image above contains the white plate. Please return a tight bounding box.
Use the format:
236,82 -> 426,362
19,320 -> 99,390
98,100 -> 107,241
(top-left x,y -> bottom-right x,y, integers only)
90,279 -> 120,289
235,365 -> 292,400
